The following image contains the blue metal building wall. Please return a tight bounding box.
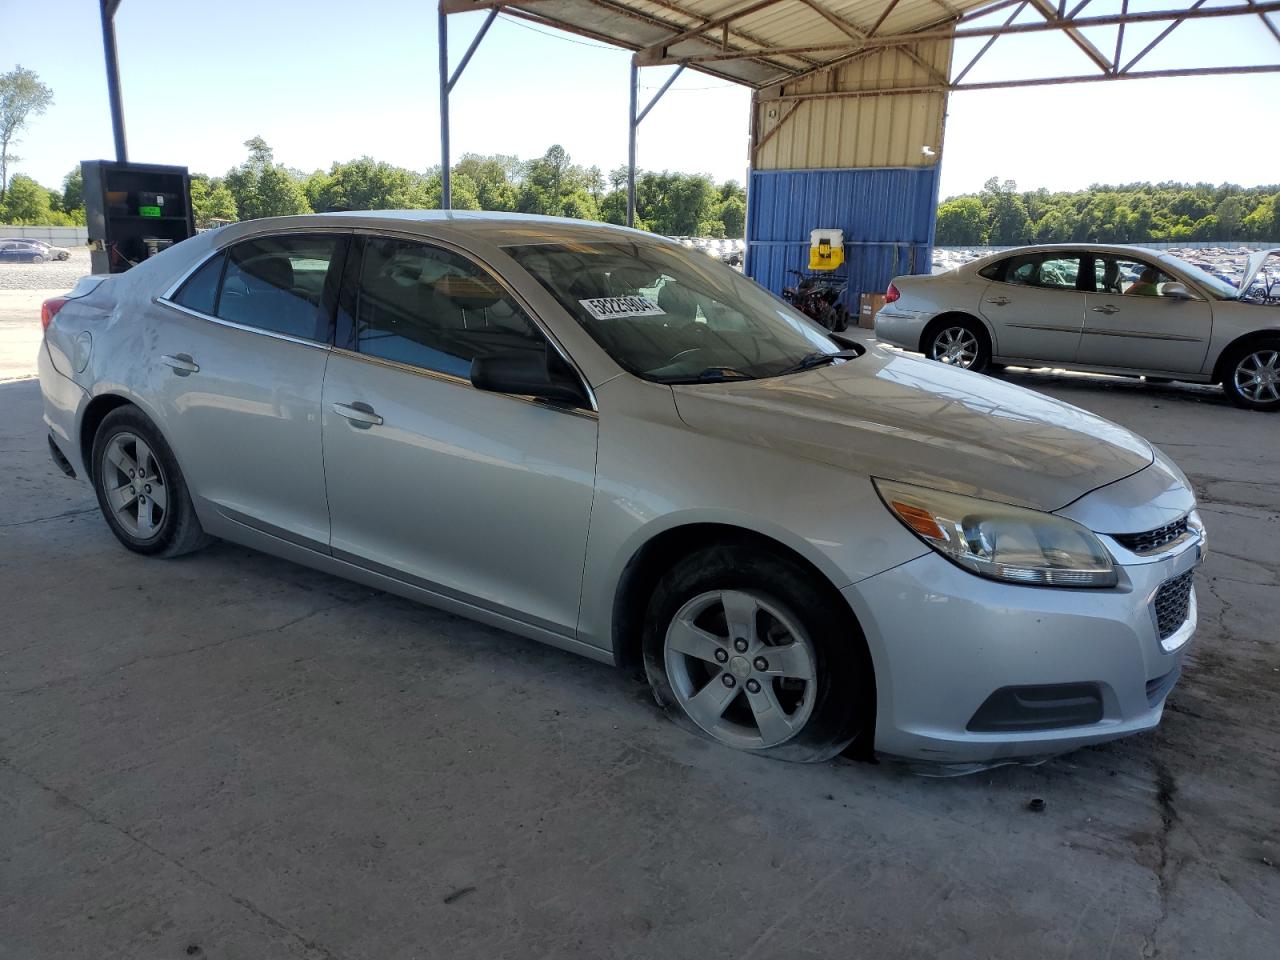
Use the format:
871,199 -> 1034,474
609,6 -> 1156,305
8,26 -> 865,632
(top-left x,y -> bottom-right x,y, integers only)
745,166 -> 941,311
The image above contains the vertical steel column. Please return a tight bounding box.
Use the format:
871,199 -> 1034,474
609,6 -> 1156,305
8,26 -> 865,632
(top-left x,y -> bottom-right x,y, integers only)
626,60 -> 638,228
627,63 -> 683,229
438,6 -> 451,209
100,0 -> 128,162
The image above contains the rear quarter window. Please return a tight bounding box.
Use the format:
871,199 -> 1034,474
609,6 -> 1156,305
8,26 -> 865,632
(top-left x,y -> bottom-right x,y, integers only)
171,253 -> 225,315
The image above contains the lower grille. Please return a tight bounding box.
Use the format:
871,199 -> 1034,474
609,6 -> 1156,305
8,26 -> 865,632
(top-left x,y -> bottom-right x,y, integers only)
1115,517 -> 1189,554
1153,570 -> 1195,640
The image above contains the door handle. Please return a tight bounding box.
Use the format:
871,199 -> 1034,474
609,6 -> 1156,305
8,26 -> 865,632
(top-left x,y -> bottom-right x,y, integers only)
160,353 -> 199,375
1091,305 -> 1120,315
331,401 -> 384,428
985,296 -> 1011,306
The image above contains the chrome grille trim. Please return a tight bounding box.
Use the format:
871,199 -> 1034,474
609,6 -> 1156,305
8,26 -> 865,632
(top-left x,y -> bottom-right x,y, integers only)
1153,569 -> 1195,641
1114,516 -> 1189,555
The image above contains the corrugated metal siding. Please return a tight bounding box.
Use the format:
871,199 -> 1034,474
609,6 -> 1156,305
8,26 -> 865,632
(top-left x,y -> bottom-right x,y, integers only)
745,166 -> 940,308
754,42 -> 951,170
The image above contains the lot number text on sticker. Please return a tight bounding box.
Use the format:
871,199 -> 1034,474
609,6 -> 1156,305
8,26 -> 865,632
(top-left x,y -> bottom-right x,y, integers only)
579,296 -> 666,321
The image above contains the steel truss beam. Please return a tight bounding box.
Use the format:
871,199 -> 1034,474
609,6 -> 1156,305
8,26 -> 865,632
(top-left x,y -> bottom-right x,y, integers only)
756,62 -> 1280,101
636,2 -> 1280,66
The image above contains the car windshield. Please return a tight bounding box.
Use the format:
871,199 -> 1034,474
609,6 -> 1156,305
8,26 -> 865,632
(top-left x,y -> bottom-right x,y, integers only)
505,240 -> 842,383
1158,253 -> 1240,300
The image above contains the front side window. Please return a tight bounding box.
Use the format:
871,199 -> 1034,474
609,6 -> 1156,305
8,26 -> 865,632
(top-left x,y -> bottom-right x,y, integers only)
216,235 -> 340,341
347,237 -> 547,379
1093,255 -> 1179,298
505,240 -> 840,383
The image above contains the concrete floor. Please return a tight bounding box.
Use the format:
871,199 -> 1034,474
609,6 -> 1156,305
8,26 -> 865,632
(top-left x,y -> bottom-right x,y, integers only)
1,363 -> 1277,959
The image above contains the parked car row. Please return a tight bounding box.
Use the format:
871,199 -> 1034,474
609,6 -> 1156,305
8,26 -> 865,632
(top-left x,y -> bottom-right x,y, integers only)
0,237 -> 73,263
39,213 -> 1204,772
878,244 -> 1280,411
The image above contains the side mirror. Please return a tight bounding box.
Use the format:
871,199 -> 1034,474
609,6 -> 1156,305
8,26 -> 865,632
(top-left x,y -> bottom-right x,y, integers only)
1161,282 -> 1192,300
470,350 -> 588,407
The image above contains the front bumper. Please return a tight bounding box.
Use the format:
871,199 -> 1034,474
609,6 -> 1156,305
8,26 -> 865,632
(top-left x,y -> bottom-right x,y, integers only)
844,535 -> 1201,766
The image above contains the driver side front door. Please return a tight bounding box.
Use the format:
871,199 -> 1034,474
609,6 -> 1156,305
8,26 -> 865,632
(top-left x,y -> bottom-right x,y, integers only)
1077,254 -> 1213,374
320,234 -> 599,641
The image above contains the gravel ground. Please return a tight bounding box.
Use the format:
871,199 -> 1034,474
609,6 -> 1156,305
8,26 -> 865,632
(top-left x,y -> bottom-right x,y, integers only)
0,247 -> 91,291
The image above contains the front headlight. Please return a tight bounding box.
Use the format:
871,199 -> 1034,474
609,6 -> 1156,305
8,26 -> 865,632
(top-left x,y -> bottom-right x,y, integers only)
874,479 -> 1118,588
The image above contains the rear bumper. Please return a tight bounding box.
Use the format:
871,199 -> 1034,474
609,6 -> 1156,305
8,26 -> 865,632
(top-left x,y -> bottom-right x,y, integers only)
38,342 -> 89,480
845,539 -> 1201,767
873,308 -> 930,351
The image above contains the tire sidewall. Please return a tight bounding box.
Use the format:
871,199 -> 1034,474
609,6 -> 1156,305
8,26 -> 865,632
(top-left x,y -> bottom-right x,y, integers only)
642,544 -> 872,762
91,408 -> 188,555
1222,340 -> 1280,412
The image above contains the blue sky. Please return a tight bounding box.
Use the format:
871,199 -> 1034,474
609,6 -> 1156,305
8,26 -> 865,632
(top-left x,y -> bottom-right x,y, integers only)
3,0 -> 1277,199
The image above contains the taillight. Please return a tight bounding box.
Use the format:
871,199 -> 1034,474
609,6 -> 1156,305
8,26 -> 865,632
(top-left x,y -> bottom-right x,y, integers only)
885,282 -> 901,304
40,297 -> 69,332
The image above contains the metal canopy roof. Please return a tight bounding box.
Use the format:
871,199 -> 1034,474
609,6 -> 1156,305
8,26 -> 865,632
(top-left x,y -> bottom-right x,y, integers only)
442,0 -> 981,86
440,0 -> 1280,90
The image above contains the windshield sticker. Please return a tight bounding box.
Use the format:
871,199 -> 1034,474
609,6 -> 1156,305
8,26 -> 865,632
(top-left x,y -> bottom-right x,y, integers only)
578,296 -> 665,321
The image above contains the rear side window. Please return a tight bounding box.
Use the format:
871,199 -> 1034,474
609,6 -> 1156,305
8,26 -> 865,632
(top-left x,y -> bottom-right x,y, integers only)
978,261 -> 1002,280
346,237 -> 546,379
1002,253 -> 1082,290
172,253 -> 225,315
217,235 -> 341,341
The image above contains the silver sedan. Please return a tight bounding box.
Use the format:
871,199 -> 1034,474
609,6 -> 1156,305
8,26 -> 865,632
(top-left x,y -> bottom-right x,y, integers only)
38,213 -> 1204,771
877,244 -> 1280,411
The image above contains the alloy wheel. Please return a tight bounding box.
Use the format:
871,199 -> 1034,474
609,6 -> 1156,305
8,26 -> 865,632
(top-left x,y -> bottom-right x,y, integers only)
1234,349 -> 1280,404
663,589 -> 817,750
100,432 -> 168,540
931,326 -> 980,367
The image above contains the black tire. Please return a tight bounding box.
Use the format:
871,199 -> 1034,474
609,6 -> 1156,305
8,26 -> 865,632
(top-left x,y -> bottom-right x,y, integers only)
91,406 -> 213,556
832,304 -> 852,333
642,543 -> 873,762
1221,339 -> 1280,412
32,253 -> 46,264
922,317 -> 991,373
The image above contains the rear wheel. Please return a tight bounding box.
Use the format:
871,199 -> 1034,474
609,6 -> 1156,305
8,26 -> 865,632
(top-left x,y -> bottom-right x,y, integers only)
91,407 -> 212,556
924,318 -> 990,373
1222,340 -> 1280,412
642,545 -> 872,762
32,253 -> 46,264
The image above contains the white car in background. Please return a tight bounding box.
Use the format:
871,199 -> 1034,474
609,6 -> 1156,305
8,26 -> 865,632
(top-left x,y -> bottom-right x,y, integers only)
876,244 -> 1280,411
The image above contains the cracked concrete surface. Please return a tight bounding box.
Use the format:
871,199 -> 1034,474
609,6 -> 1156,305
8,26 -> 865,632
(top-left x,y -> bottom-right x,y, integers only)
1,370 -> 1276,959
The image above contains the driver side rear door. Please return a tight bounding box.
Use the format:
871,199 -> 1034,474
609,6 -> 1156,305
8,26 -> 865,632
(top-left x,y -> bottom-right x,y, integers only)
979,252 -> 1086,363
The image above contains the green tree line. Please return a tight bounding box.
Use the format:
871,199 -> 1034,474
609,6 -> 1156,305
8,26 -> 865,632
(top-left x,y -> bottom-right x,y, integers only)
936,177 -> 1280,246
1,136 -> 747,238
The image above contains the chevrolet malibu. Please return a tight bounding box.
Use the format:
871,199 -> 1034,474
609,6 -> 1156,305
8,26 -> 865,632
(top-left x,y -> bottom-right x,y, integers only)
38,213 -> 1205,771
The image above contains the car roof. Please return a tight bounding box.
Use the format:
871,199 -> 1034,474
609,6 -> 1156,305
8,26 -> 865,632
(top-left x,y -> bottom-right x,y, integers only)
216,210 -> 663,248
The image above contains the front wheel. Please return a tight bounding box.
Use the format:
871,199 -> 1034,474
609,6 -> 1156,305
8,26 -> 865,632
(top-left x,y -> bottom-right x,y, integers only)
91,406 -> 213,556
1222,340 -> 1280,411
924,319 -> 990,372
642,545 -> 873,762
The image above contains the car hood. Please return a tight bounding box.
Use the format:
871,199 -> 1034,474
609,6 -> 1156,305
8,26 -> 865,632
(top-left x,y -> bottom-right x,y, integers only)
1238,247 -> 1280,294
671,346 -> 1154,512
